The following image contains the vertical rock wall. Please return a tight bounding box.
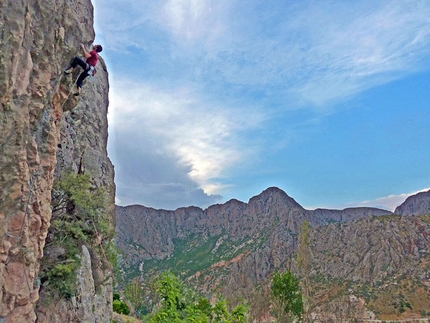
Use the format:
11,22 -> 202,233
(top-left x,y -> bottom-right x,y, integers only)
36,56 -> 115,323
0,1 -> 115,322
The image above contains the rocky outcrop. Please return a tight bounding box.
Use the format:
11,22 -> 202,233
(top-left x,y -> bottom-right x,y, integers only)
312,206 -> 391,223
36,246 -> 113,323
395,189 -> 430,215
35,55 -> 115,322
115,188 -> 303,262
0,0 -> 114,322
311,215 -> 430,282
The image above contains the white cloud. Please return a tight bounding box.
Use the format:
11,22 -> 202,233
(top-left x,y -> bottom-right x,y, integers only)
108,78 -> 263,196
350,187 -> 430,211
162,0 -> 213,39
96,0 -> 430,107
285,1 -> 430,105
97,0 -> 430,209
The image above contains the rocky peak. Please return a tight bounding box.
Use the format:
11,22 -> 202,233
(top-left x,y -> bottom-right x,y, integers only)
395,189 -> 430,215
248,186 -> 305,213
116,187 -> 391,270
312,206 -> 392,224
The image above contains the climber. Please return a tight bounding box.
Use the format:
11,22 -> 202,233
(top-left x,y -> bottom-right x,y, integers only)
64,44 -> 103,96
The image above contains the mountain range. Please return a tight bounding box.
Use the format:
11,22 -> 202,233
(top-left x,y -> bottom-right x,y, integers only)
115,187 -> 430,320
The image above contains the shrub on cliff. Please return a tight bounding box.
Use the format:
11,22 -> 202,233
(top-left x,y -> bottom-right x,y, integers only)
40,172 -> 116,299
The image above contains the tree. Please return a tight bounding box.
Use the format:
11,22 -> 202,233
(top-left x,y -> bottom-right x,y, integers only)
271,271 -> 304,322
41,172 -> 114,299
247,284 -> 272,323
144,272 -> 249,323
297,220 -> 312,322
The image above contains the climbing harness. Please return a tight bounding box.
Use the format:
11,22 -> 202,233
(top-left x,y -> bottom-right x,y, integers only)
87,65 -> 96,77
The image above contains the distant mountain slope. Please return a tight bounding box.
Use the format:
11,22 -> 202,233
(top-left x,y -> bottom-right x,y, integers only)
115,188 -> 391,288
312,215 -> 430,282
115,187 -> 430,319
395,189 -> 430,215
115,187 -> 391,265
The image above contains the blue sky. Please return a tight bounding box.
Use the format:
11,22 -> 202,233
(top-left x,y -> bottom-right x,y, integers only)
92,0 -> 430,211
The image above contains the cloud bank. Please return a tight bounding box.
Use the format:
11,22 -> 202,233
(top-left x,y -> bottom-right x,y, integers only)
108,78 -> 265,209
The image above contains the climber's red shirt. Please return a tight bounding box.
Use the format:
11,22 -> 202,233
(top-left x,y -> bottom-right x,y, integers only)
86,50 -> 98,67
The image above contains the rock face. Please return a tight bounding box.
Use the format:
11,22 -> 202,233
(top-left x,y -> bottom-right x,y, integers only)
395,189 -> 430,215
116,187 -> 391,261
116,187 -> 392,291
35,56 -> 115,323
36,246 -> 113,323
116,188 -> 430,318
0,1 -> 115,322
312,215 -> 430,282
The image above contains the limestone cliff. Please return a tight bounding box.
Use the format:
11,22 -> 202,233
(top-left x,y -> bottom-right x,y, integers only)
36,55 -> 115,323
0,1 -> 114,322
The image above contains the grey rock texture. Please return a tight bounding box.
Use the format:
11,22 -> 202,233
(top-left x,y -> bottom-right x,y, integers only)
36,246 -> 113,323
395,189 -> 430,215
311,215 -> 430,282
36,56 -> 115,323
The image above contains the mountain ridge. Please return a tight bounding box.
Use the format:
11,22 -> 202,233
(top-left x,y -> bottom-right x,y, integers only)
115,186 -> 394,277
395,189 -> 430,215
115,187 -> 430,319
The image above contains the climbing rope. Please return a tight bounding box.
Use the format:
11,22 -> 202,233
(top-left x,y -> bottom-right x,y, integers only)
59,73 -> 81,111
91,220 -> 142,322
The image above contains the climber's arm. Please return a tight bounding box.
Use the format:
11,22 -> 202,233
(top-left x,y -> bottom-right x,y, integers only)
80,44 -> 91,59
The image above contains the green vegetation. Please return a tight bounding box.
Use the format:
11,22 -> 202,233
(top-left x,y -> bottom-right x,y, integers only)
40,172 -> 115,299
113,292 -> 131,315
122,277 -> 149,316
271,271 -> 304,322
418,214 -> 430,224
140,272 -> 248,323
139,233 -> 268,280
372,214 -> 402,222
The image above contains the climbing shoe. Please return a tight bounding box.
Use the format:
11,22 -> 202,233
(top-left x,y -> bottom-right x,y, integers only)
73,92 -> 80,96
64,68 -> 73,74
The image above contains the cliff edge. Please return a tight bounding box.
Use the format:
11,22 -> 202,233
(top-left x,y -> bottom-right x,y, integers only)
0,1 -> 114,322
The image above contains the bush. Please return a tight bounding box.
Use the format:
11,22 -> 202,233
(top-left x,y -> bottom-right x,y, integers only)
40,172 -> 115,299
271,271 -> 304,322
113,299 -> 130,315
143,272 -> 248,323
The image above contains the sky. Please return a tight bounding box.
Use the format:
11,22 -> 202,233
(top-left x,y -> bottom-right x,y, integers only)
91,0 -> 430,211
